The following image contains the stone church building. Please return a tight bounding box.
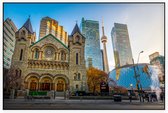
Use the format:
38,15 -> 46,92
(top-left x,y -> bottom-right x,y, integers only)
10,17 -> 87,96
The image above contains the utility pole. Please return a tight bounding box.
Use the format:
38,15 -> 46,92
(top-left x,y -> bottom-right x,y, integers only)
132,58 -> 141,102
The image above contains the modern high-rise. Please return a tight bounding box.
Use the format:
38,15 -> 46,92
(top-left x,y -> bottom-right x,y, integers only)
149,52 -> 165,82
111,23 -> 133,68
80,18 -> 103,70
3,18 -> 17,69
39,17 -> 68,45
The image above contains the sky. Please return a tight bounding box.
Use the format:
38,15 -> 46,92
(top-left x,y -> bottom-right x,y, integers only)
4,3 -> 164,71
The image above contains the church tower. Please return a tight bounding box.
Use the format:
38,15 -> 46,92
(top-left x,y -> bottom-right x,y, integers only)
101,20 -> 109,73
9,17 -> 36,90
12,17 -> 36,64
68,23 -> 87,92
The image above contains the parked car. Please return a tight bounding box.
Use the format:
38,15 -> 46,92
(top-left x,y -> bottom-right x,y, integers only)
113,93 -> 122,102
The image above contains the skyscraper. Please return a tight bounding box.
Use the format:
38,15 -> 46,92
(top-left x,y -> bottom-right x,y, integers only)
101,21 -> 109,73
39,17 -> 68,45
3,18 -> 17,69
149,52 -> 165,82
111,23 -> 133,68
80,18 -> 103,70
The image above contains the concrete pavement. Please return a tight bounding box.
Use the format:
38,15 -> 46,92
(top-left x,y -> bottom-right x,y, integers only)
3,98 -> 165,110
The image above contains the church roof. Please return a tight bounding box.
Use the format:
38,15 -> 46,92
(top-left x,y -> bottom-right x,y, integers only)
71,23 -> 82,36
30,34 -> 69,50
22,18 -> 33,34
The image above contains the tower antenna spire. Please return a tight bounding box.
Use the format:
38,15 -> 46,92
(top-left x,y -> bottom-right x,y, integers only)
102,17 -> 105,36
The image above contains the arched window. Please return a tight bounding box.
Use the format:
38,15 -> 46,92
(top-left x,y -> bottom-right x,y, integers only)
74,75 -> 77,80
21,30 -> 25,35
15,70 -> 18,77
58,53 -> 60,60
34,49 -> 39,59
75,36 -> 80,43
76,84 -> 78,89
64,54 -> 66,60
61,51 -> 64,61
76,53 -> 78,65
20,49 -> 23,61
78,73 -> 80,80
19,70 -> 22,77
30,80 -> 37,91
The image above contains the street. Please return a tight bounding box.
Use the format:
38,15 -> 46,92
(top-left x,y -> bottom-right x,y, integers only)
3,98 -> 164,110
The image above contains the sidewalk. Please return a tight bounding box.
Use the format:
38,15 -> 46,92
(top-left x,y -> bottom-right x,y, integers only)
4,98 -> 164,105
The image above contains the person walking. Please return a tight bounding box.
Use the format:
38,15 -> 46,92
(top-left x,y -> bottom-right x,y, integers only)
66,89 -> 69,100
128,91 -> 132,102
142,92 -> 145,102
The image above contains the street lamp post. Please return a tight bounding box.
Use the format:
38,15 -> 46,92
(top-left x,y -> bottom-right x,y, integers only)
132,51 -> 144,102
137,51 -> 144,101
132,58 -> 141,102
137,51 -> 144,64
129,84 -> 133,102
130,84 -> 133,92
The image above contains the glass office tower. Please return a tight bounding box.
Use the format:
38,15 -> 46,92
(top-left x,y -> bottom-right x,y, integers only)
80,18 -> 103,70
111,23 -> 133,68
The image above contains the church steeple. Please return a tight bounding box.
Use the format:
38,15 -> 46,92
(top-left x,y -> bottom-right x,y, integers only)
15,16 -> 36,45
22,16 -> 33,34
71,23 -> 81,36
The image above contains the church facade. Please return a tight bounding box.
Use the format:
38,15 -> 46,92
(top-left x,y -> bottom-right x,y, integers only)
10,18 -> 87,96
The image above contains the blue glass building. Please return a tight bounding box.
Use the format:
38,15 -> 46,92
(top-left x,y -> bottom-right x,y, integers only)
80,18 -> 103,70
111,23 -> 133,68
109,63 -> 160,90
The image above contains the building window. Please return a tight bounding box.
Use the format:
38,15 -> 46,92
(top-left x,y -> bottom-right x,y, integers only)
61,51 -> 66,61
21,30 -> 25,35
74,73 -> 80,81
19,70 -> 22,77
76,84 -> 78,89
30,81 -> 37,91
41,83 -> 50,91
75,36 -> 80,43
77,73 -> 80,80
76,53 -> 78,65
20,49 -> 23,61
57,80 -> 64,92
15,70 -> 18,77
34,49 -> 39,59
74,75 -> 77,80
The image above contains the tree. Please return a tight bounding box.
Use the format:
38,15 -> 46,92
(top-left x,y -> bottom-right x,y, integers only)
5,68 -> 22,92
87,67 -> 108,94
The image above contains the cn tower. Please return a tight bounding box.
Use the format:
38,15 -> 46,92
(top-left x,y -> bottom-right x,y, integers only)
101,20 -> 109,73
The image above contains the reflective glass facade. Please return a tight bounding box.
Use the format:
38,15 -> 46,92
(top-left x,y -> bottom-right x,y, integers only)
80,18 -> 103,70
3,18 -> 17,69
109,64 -> 160,90
111,23 -> 133,67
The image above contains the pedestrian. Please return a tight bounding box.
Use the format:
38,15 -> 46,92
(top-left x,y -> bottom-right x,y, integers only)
128,91 -> 132,102
154,92 -> 158,102
66,89 -> 69,100
160,93 -> 163,102
145,93 -> 149,102
148,93 -> 152,102
142,92 -> 145,102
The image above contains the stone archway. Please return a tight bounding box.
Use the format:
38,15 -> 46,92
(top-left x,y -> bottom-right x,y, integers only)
56,78 -> 66,92
53,74 -> 69,96
39,74 -> 53,91
24,73 -> 40,91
